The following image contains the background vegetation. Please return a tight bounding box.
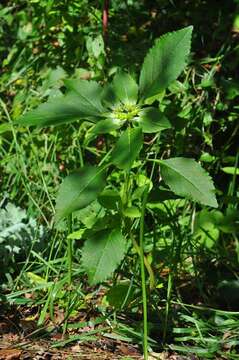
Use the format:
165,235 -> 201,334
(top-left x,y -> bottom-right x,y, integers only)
0,0 -> 239,358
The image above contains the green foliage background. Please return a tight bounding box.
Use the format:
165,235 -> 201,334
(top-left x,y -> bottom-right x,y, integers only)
0,0 -> 239,358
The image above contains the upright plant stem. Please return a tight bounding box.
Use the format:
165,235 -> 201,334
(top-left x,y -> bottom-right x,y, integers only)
67,214 -> 73,285
139,186 -> 149,360
103,0 -> 109,39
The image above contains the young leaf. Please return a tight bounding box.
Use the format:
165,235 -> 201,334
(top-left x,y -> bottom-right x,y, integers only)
159,157 -> 218,208
16,80 -> 105,127
112,71 -> 138,104
111,127 -> 143,170
123,206 -> 141,218
139,26 -> 193,100
221,167 -> 239,175
138,107 -> 171,133
101,83 -> 118,108
81,228 -> 127,285
55,166 -> 106,221
89,118 -> 121,137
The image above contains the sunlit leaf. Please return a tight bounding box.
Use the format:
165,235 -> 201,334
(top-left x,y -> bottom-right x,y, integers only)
111,127 -> 143,170
16,80 -> 105,127
55,166 -> 106,221
159,157 -> 218,207
139,26 -> 193,100
81,228 -> 127,284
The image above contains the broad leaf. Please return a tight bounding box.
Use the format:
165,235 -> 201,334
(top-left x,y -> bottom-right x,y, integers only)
81,228 -> 126,285
17,80 -> 105,127
111,127 -> 143,170
139,26 -> 193,100
159,157 -> 218,207
64,79 -> 105,114
55,165 -> 106,221
112,72 -> 138,104
138,107 -> 171,133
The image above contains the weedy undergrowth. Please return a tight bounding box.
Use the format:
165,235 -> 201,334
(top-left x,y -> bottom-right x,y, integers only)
16,26 -> 218,359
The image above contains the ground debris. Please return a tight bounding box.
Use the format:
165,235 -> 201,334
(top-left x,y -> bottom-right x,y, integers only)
0,348 -> 22,360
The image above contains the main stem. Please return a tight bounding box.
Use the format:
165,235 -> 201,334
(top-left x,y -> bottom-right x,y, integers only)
139,186 -> 149,359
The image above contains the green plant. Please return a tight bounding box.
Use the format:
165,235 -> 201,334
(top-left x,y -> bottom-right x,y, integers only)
16,26 -> 219,359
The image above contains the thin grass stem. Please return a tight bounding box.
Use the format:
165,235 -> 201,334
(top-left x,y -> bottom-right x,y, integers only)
67,214 -> 73,285
139,185 -> 149,359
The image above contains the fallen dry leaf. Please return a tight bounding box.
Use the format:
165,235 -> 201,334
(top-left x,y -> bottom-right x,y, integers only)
0,348 -> 22,360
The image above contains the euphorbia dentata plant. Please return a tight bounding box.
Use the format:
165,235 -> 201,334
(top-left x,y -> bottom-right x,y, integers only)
16,26 -> 218,359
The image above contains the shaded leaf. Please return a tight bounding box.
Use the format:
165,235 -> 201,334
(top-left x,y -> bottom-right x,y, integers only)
89,118 -> 121,137
98,189 -> 121,210
101,83 -> 118,108
105,282 -> 136,309
148,188 -> 180,203
138,107 -> 171,133
194,209 -> 221,248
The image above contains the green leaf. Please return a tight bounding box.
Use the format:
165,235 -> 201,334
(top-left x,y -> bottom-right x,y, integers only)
112,71 -> 138,104
139,26 -> 193,100
64,79 -> 105,114
105,282 -> 136,309
221,167 -> 239,175
74,200 -> 105,229
89,118 -> 121,136
0,123 -> 12,134
111,127 -> 143,170
98,189 -> 121,210
138,107 -> 171,133
101,84 -> 118,108
194,209 -> 220,249
55,166 -> 106,222
81,228 -> 127,285
16,80 -> 105,127
67,229 -> 86,240
159,157 -> 218,207
123,206 -> 141,218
